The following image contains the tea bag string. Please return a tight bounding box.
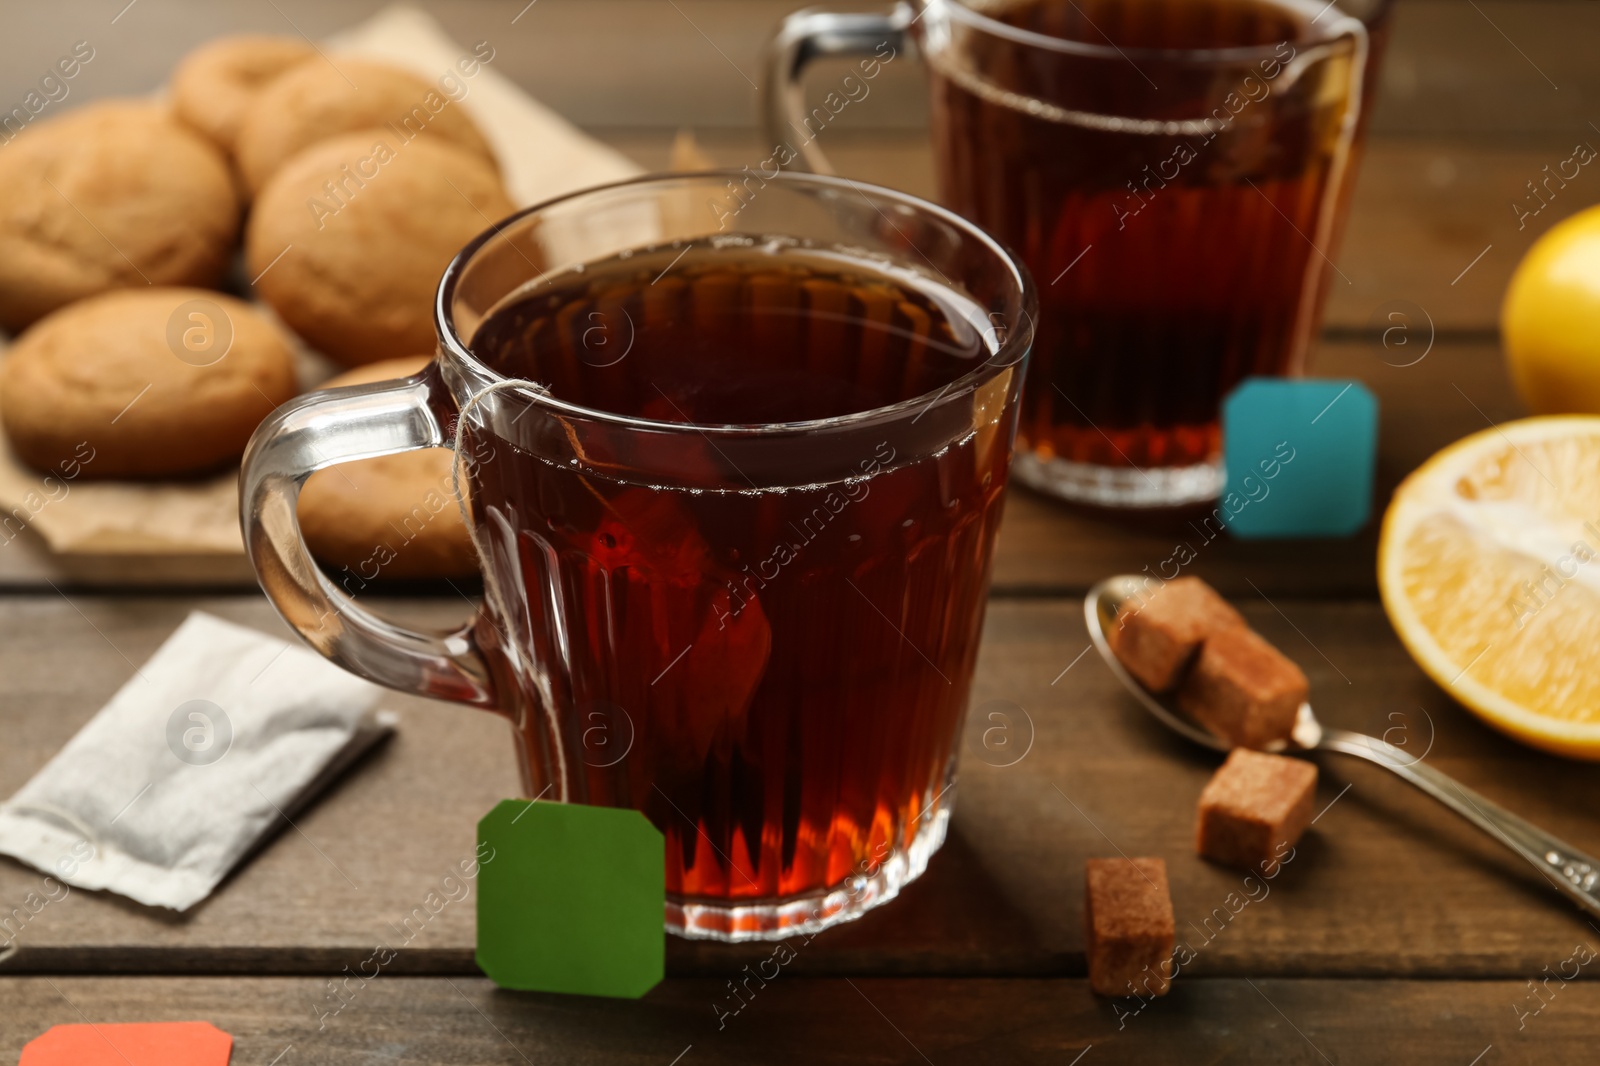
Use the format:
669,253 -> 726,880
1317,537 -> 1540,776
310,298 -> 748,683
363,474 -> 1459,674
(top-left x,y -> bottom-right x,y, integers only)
449,378 -> 571,805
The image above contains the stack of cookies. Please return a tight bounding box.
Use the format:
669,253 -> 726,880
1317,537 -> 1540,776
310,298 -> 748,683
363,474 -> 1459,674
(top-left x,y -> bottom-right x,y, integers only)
0,35 -> 512,580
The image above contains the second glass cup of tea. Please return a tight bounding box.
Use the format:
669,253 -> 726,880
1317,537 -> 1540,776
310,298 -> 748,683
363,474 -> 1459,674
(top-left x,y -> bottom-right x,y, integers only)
240,173 -> 1035,940
769,0 -> 1380,508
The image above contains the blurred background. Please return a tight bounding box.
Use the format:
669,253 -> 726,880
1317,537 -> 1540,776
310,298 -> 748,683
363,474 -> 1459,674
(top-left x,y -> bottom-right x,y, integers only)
3,0 -> 1598,337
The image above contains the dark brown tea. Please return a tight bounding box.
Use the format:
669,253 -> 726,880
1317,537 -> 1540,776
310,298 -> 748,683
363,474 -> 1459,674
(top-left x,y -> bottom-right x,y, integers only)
927,0 -> 1372,496
465,239 -> 1012,920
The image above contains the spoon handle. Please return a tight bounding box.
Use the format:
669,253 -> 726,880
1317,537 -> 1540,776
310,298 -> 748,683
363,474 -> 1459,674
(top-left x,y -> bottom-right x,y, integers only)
1319,728 -> 1600,920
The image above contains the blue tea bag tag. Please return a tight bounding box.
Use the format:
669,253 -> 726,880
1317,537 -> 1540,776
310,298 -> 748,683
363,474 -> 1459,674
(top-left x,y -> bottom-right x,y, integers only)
1220,378 -> 1378,539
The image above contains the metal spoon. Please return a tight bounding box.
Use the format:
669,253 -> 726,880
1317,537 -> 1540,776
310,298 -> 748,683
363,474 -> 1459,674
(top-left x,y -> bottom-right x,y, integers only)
1085,574 -> 1600,920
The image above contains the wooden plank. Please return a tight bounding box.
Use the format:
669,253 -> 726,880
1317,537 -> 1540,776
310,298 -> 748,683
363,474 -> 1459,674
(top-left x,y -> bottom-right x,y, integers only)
2,594 -> 1597,978
607,130 -> 1591,336
0,542 -> 256,591
988,333 -> 1520,596
0,304 -> 1531,595
4,0 -> 1598,137
1380,0 -> 1596,139
2,975 -> 1596,1064
1326,139 -> 1590,336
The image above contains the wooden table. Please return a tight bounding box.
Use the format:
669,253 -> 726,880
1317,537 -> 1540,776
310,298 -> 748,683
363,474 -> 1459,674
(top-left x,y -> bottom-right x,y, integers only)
4,1 -> 1600,1062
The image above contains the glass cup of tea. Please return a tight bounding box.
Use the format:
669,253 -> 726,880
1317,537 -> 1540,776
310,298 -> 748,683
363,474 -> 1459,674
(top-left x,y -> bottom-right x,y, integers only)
768,0 -> 1386,509
239,172 -> 1036,940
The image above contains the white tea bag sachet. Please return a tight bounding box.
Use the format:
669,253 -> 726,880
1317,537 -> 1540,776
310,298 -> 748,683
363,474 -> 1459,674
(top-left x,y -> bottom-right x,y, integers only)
0,611 -> 390,911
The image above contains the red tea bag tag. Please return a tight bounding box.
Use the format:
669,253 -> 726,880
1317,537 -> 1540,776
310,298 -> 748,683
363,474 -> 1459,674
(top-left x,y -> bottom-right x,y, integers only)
476,798 -> 665,998
20,1021 -> 232,1065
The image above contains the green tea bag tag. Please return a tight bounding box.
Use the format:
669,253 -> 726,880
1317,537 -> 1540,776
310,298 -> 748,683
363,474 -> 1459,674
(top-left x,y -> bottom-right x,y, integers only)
476,799 -> 665,998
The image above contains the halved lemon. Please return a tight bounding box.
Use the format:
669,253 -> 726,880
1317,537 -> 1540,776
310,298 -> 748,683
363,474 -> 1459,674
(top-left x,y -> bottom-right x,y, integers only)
1378,416 -> 1600,759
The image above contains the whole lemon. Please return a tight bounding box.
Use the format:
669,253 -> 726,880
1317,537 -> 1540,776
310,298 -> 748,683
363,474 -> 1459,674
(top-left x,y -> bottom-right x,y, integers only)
1502,204 -> 1600,414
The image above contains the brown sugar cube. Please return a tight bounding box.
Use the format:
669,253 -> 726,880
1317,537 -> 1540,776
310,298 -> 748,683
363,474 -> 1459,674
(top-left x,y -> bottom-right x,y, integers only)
1085,857 -> 1176,998
1109,576 -> 1245,692
1176,624 -> 1307,749
1197,749 -> 1319,873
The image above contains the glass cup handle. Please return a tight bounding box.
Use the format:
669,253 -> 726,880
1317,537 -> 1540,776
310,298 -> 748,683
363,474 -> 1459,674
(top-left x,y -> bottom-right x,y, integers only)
763,2 -> 914,175
239,372 -> 498,710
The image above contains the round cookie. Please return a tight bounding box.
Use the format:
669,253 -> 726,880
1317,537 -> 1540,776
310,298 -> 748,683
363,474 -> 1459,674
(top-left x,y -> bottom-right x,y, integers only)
171,35 -> 316,155
0,288 -> 298,479
0,101 -> 240,332
298,356 -> 478,580
234,56 -> 497,195
246,130 -> 515,365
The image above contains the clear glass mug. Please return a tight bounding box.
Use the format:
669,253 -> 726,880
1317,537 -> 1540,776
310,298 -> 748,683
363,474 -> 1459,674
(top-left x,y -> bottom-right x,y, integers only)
240,172 -> 1035,940
768,0 -> 1387,509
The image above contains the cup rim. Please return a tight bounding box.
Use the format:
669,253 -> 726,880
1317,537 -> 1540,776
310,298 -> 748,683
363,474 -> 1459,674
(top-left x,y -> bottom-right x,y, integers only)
933,0 -> 1366,63
434,169 -> 1036,439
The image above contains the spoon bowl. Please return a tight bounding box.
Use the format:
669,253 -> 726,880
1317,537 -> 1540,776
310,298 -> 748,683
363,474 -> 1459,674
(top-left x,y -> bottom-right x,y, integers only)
1085,575 -> 1324,751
